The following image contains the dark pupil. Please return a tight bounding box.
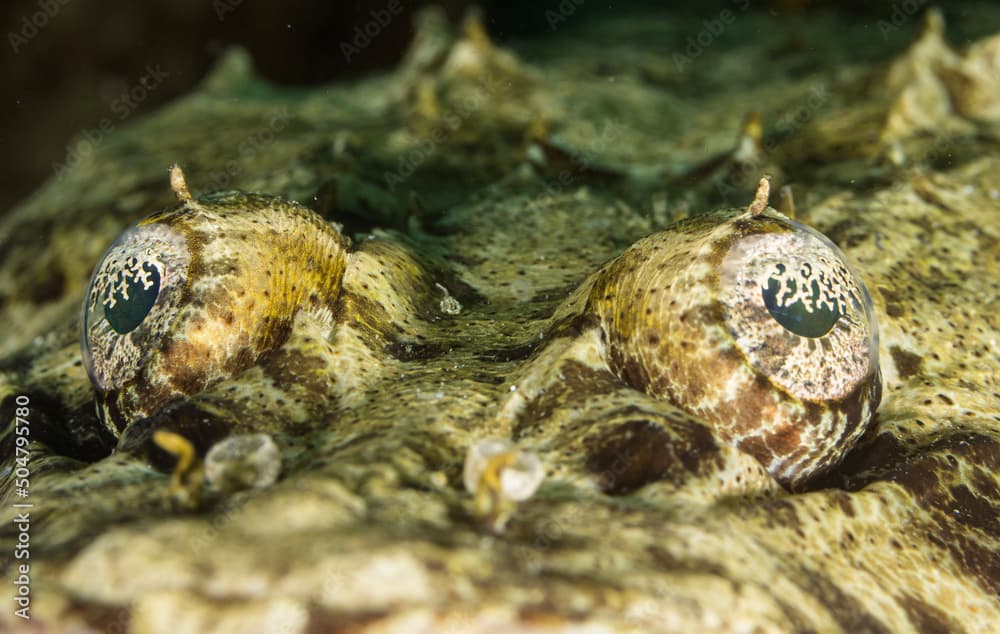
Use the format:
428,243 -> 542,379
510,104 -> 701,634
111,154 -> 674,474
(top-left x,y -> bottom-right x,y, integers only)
761,275 -> 841,338
105,263 -> 160,334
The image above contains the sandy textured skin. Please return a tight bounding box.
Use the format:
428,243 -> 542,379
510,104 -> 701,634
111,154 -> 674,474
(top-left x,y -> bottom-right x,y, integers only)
2,6 -> 1000,633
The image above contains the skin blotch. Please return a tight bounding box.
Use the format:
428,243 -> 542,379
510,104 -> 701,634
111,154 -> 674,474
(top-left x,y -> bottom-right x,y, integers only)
898,595 -> 960,634
584,418 -> 720,494
514,359 -> 623,437
876,284 -> 907,317
890,345 -> 923,380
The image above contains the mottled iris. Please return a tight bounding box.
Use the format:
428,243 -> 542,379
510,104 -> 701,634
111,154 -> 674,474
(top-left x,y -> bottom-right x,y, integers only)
104,263 -> 161,334
761,265 -> 842,338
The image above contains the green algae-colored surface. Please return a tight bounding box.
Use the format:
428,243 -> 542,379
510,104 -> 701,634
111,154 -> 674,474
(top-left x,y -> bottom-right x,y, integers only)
2,7 -> 1000,633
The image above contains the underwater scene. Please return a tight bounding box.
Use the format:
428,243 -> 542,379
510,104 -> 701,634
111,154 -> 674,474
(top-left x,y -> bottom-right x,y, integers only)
2,1 -> 1000,632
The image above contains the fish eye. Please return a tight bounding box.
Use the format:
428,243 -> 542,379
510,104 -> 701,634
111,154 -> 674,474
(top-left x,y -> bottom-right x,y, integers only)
103,260 -> 162,334
761,262 -> 842,338
81,223 -> 190,394
584,206 -> 881,488
719,215 -> 877,405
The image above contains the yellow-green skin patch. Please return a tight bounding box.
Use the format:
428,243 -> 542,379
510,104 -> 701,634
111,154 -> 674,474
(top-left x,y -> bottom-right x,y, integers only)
82,193 -> 350,435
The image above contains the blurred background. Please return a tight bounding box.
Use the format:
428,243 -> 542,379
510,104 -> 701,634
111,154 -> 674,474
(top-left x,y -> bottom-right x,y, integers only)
0,0 -> 994,215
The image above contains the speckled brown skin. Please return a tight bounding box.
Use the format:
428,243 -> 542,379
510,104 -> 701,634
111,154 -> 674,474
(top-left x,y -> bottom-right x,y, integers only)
83,193 -> 350,436
2,7 -> 1000,634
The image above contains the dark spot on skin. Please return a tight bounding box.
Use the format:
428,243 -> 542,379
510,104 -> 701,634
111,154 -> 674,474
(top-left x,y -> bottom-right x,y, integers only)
970,467 -> 1000,502
584,419 -> 677,494
475,341 -> 538,363
260,347 -> 331,397
825,428 -> 906,489
74,603 -> 133,634
332,290 -> 401,348
757,498 -> 802,531
472,372 -> 505,385
671,417 -> 721,474
583,417 -> 721,495
878,286 -> 905,318
936,393 -> 954,405
898,595 -> 956,634
515,361 -> 623,437
645,545 -> 726,577
949,484 -> 1000,534
828,490 -> 856,518
889,346 -> 922,380
610,345 -> 653,395
790,561 -> 890,633
304,605 -> 386,633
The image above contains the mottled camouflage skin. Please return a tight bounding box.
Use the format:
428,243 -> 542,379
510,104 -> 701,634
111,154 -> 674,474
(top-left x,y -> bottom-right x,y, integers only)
1,7 -> 1000,634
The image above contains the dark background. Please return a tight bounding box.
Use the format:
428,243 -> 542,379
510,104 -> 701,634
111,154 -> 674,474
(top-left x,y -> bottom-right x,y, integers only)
0,0 -> 991,214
